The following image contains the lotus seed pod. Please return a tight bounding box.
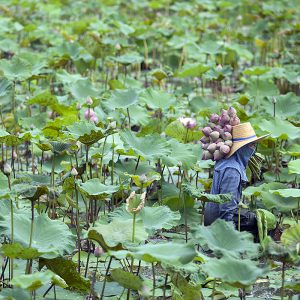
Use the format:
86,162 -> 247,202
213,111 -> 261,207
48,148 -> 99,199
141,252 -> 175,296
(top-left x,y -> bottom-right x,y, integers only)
207,143 -> 217,154
213,150 -> 223,161
210,131 -> 220,142
230,116 -> 240,126
224,140 -> 233,147
210,113 -> 219,124
86,96 -> 93,105
84,108 -> 95,120
202,150 -> 213,160
223,124 -> 232,133
94,246 -> 104,257
202,126 -> 212,137
200,136 -> 210,144
227,106 -> 237,117
202,143 -> 209,150
222,132 -> 232,141
220,144 -> 230,155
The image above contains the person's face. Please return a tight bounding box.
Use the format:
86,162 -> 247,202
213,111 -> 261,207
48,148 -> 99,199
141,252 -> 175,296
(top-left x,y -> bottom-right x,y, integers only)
248,142 -> 257,151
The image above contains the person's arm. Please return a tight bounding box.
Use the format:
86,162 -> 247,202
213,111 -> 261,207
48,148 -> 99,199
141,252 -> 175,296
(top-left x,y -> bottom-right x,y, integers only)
218,167 -> 241,222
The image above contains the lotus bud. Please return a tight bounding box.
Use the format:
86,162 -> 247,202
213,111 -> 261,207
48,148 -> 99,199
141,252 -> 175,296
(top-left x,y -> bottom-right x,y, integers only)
202,143 -> 209,150
200,136 -> 210,144
220,144 -> 230,155
216,141 -> 224,150
210,131 -> 220,142
202,127 -> 212,137
12,150 -> 17,160
224,140 -> 233,147
202,150 -> 213,160
84,108 -> 95,120
223,124 -> 232,133
219,113 -> 230,125
215,138 -> 223,144
94,246 -> 104,257
213,125 -> 222,133
86,96 -> 93,106
207,143 -> 217,154
222,132 -> 232,141
213,150 -> 223,161
115,43 -> 121,50
207,122 -> 216,129
227,107 -> 237,117
3,163 -> 12,176
109,121 -> 117,129
230,116 -> 240,126
139,174 -> 148,184
90,115 -> 99,123
210,113 -> 219,124
71,167 -> 78,176
76,103 -> 81,110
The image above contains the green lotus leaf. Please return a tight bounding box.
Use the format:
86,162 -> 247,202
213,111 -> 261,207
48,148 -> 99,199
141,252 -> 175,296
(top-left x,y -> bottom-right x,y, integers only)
191,219 -> 259,258
243,182 -> 286,198
182,182 -> 231,204
175,63 -> 210,78
165,120 -> 202,143
88,219 -> 148,250
120,130 -> 171,161
127,242 -> 197,265
111,52 -> 143,65
78,178 -> 119,199
270,189 -> 300,198
13,184 -> 48,201
202,256 -> 268,288
256,209 -> 277,244
70,78 -> 99,100
0,287 -> 30,300
125,171 -> 160,188
0,78 -> 12,97
0,56 -> 32,81
10,270 -> 67,291
281,224 -> 300,252
189,96 -> 219,115
139,88 -> 175,110
0,243 -> 44,259
108,79 -> 126,90
0,213 -> 75,259
257,118 -> 300,140
108,89 -> 138,109
0,132 -> 32,146
288,159 -> 300,175
247,78 -> 279,97
161,139 -> 200,169
66,121 -> 104,145
111,268 -> 143,291
139,205 -> 181,232
18,52 -> 47,76
150,69 -> 168,81
243,66 -> 270,76
261,191 -> 300,212
39,257 -> 90,292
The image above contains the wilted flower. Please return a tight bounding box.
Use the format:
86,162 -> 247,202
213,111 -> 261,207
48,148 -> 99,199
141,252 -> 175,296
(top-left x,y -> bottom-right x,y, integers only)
12,151 -> 17,160
178,117 -> 197,129
125,191 -> 146,213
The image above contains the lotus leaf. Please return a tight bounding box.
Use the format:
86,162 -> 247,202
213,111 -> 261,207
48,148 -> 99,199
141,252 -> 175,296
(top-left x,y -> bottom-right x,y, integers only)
139,88 -> 175,110
108,89 -> 138,109
0,213 -> 75,258
111,268 -> 143,291
78,178 -> 119,198
288,159 -> 300,175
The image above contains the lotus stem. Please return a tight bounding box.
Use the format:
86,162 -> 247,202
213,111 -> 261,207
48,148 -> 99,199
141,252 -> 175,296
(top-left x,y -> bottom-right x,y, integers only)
151,262 -> 156,299
132,213 -> 136,243
238,206 -> 241,231
163,273 -> 168,299
74,181 -> 81,273
281,261 -> 285,300
99,136 -> 108,182
51,154 -> 55,187
100,256 -> 113,300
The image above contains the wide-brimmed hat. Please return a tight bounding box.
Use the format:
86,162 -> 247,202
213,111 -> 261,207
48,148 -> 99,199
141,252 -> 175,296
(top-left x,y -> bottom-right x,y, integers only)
227,122 -> 270,158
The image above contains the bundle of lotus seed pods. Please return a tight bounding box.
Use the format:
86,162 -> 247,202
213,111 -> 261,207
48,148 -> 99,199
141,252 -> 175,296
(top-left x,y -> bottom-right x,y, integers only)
200,107 -> 240,161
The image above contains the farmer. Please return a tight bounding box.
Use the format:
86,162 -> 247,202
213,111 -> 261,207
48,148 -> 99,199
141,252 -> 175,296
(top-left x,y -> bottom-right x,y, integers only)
204,122 -> 269,229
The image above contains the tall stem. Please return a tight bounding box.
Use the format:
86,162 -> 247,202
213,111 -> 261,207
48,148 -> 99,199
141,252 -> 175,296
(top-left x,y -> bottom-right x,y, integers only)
151,262 -> 156,299
280,261 -> 285,300
51,154 -> 55,187
132,213 -> 136,243
74,181 -> 81,273
99,136 -> 108,182
100,256 -> 113,300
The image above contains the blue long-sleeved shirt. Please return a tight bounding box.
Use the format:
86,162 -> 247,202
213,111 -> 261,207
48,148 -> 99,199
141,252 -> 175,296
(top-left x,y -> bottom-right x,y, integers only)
204,145 -> 255,225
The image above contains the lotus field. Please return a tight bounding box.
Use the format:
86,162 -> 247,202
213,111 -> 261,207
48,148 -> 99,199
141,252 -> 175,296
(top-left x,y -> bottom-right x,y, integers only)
0,0 -> 300,299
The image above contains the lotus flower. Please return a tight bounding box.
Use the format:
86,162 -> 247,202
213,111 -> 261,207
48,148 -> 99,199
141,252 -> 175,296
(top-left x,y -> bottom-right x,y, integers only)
207,143 -> 217,154
71,167 -> 78,176
179,117 -> 197,129
220,144 -> 230,155
230,116 -> 240,126
86,96 -> 93,105
210,113 -> 219,124
227,107 -> 237,117
94,246 -> 104,257
210,131 -> 220,142
202,126 -> 212,137
202,150 -> 213,160
90,115 -> 99,123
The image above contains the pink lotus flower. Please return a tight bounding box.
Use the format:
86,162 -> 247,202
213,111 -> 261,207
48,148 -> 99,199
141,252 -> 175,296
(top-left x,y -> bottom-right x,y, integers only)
179,117 -> 197,129
84,108 -> 95,120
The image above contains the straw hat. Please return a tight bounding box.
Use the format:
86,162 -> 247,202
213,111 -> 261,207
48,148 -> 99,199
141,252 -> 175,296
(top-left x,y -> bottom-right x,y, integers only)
227,122 -> 270,158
